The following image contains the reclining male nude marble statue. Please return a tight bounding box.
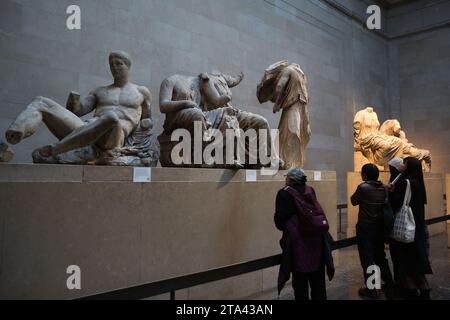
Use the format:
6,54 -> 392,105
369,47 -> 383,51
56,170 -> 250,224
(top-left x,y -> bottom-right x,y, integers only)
158,71 -> 277,168
5,51 -> 160,166
354,107 -> 431,171
257,60 -> 311,169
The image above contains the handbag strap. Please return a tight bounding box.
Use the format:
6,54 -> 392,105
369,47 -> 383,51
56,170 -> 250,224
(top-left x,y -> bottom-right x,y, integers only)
285,186 -> 309,210
403,179 -> 411,207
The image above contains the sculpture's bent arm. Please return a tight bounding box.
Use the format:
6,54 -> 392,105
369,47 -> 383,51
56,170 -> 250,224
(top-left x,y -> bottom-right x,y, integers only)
139,86 -> 152,120
67,91 -> 97,117
159,78 -> 195,114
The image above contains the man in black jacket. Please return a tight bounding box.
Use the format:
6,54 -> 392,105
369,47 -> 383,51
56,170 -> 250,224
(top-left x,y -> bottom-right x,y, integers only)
351,164 -> 394,299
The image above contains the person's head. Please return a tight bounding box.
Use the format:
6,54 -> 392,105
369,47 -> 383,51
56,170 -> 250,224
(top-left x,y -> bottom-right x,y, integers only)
404,157 -> 427,204
285,167 -> 307,187
361,163 -> 379,182
109,51 -> 132,80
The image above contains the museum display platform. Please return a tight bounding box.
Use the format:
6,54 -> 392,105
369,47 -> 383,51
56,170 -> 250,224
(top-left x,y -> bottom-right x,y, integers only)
347,172 -> 447,238
0,164 -> 337,300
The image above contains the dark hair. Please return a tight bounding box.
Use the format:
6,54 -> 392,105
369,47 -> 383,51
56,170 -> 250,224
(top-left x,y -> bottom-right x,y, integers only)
361,163 -> 379,181
288,175 -> 308,188
404,157 -> 427,204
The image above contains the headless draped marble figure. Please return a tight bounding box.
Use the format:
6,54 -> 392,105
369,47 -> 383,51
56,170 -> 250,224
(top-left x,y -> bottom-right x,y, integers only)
354,107 -> 381,152
257,60 -> 311,169
354,107 -> 431,171
5,51 -> 158,166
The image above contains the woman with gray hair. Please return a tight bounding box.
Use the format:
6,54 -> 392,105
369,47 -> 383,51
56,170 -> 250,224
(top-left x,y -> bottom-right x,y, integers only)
275,168 -> 334,300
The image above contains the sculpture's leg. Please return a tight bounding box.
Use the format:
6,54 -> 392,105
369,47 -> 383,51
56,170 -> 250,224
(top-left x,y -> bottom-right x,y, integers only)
160,108 -> 209,167
423,152 -> 432,170
182,108 -> 208,134
217,113 -> 244,168
51,111 -> 124,156
298,103 -> 311,168
426,158 -> 432,170
278,109 -> 290,169
277,103 -> 310,169
6,96 -> 84,144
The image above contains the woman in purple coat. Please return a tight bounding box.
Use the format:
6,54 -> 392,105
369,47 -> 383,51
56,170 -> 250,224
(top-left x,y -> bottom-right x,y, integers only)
389,157 -> 433,299
275,168 -> 334,300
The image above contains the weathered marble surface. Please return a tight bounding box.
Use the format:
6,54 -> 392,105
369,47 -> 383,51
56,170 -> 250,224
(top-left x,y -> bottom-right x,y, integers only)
158,71 -> 273,168
5,51 -> 159,167
354,107 -> 431,171
257,60 -> 311,169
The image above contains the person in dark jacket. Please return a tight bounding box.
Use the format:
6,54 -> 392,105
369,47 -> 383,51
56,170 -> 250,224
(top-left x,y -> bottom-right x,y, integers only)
275,167 -> 334,300
351,164 -> 394,299
388,157 -> 433,300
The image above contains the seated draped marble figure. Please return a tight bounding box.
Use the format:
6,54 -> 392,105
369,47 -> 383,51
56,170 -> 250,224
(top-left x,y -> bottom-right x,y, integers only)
354,107 -> 431,171
158,71 -> 275,168
5,51 -> 160,166
257,60 -> 311,169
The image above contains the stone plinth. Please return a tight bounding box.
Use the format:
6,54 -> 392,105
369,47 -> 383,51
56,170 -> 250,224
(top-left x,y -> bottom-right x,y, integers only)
0,164 -> 337,299
347,172 -> 446,238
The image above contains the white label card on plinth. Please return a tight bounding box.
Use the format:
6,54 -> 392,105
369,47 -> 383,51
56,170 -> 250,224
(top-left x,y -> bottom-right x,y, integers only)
246,170 -> 257,182
133,167 -> 152,183
314,171 -> 322,181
